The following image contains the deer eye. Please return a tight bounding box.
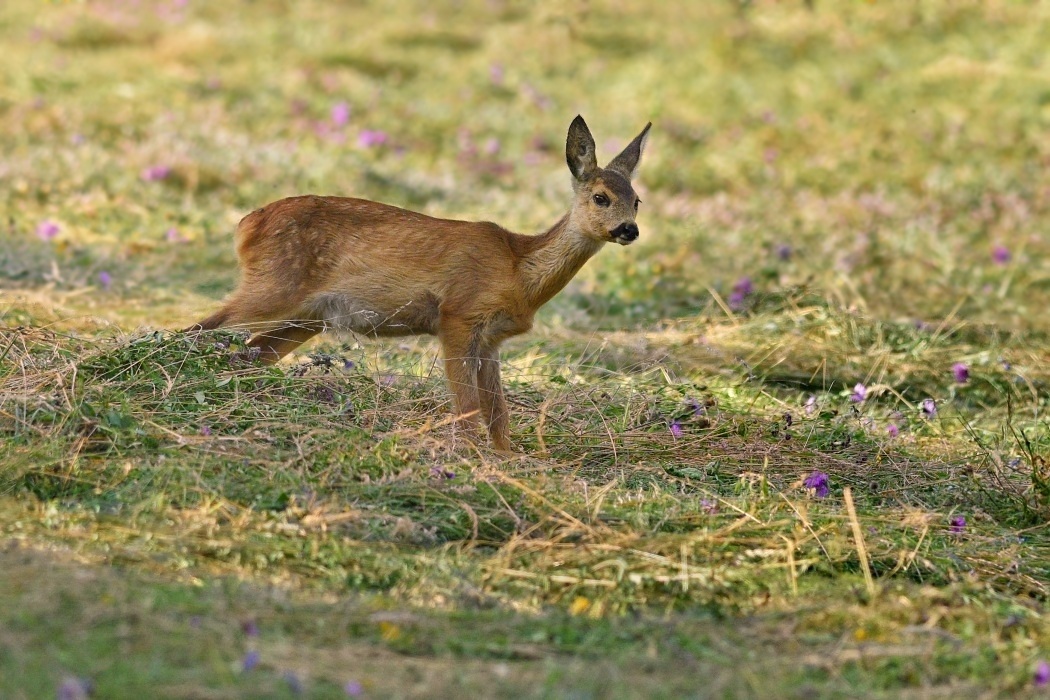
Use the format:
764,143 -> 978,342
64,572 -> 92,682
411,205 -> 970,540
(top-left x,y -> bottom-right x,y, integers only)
593,193 -> 610,207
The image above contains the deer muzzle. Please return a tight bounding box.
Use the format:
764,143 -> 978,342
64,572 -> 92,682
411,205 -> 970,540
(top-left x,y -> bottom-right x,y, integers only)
610,222 -> 639,245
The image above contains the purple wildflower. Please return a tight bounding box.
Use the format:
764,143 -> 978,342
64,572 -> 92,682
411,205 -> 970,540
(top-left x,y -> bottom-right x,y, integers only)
98,271 -> 112,289
803,471 -> 830,498
165,227 -> 188,243
992,245 -> 1011,265
57,677 -> 92,700
331,101 -> 350,127
775,243 -> 792,261
344,680 -> 364,697
949,515 -> 966,534
1035,661 -> 1050,687
241,619 -> 258,636
242,650 -> 260,672
850,383 -> 867,403
700,499 -> 718,514
669,421 -> 683,439
430,466 -> 455,480
804,395 -> 817,415
887,423 -> 899,438
952,363 -> 969,384
521,83 -> 552,110
483,137 -> 501,155
686,397 -> 705,416
36,220 -> 61,241
921,398 -> 937,419
727,276 -> 753,310
357,129 -> 389,148
283,671 -> 304,695
343,359 -> 355,370
141,164 -> 171,182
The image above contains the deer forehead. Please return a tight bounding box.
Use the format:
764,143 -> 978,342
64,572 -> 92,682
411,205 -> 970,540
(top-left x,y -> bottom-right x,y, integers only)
589,171 -> 637,203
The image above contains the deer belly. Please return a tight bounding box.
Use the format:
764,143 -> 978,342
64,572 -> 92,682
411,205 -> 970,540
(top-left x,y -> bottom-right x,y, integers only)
306,291 -> 440,337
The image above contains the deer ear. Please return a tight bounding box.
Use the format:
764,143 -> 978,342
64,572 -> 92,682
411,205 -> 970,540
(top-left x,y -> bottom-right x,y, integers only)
566,115 -> 598,182
606,122 -> 652,179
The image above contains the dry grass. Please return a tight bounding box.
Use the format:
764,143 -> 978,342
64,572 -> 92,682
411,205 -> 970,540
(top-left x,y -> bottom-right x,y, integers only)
3,0 -> 1050,696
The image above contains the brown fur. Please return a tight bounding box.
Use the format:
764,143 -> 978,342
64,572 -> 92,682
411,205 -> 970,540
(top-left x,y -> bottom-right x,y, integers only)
186,116 -> 651,451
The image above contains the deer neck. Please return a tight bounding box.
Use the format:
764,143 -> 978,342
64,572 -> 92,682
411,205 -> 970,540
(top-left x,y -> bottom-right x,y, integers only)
517,211 -> 604,310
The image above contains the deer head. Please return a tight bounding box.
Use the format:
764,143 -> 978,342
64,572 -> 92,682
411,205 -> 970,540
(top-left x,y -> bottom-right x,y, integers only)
565,115 -> 651,246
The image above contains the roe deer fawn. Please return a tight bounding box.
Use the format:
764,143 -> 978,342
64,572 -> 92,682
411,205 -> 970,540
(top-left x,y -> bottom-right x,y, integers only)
187,115 -> 651,452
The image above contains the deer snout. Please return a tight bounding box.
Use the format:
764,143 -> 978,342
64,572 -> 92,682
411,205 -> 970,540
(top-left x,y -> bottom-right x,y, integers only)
610,222 -> 639,244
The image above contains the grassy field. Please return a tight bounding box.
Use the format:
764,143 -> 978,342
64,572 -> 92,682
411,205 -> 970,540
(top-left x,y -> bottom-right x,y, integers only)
3,0 -> 1050,697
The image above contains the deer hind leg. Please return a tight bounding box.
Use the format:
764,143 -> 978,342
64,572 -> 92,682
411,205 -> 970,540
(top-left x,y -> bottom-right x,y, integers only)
478,345 -> 511,452
187,293 -> 321,364
439,319 -> 483,443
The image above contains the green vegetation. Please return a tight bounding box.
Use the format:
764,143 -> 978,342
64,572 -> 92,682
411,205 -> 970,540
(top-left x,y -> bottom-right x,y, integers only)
2,0 -> 1050,697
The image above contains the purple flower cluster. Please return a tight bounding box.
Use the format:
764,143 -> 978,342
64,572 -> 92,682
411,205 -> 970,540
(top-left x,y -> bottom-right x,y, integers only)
1035,660 -> 1050,687
728,276 -> 753,310
803,471 -> 830,498
921,398 -> 937,419
242,649 -> 261,672
57,677 -> 92,700
358,129 -> 389,148
141,164 -> 172,182
331,101 -> 351,127
36,220 -> 61,240
165,227 -> 188,243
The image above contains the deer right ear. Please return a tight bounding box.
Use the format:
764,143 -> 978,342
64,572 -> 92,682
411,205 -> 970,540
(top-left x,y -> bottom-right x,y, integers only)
566,115 -> 597,182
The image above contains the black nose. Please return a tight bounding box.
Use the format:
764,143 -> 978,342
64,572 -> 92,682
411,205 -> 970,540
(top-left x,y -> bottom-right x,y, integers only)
612,222 -> 639,242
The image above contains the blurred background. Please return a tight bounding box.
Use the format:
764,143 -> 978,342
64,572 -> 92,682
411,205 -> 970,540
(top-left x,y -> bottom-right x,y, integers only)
1,0 -> 1048,335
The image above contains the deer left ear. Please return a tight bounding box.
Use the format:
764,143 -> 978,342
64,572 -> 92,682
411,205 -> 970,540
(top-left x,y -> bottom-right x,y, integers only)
566,115 -> 598,182
606,122 -> 652,180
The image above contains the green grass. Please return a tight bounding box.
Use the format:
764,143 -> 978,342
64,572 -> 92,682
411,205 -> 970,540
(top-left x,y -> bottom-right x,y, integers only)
3,0 -> 1050,697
